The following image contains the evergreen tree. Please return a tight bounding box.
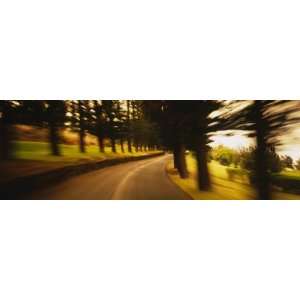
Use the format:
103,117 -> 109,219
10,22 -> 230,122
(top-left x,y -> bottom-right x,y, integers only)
102,100 -> 118,153
93,100 -> 106,153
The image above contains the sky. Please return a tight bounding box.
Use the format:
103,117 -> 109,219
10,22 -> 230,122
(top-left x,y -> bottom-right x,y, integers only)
210,131 -> 253,149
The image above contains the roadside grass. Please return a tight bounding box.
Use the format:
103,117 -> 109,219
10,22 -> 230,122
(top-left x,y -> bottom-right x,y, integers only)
13,141 -> 155,163
167,154 -> 300,200
281,170 -> 300,177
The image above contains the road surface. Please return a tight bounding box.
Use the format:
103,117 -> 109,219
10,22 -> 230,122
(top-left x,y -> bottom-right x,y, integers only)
27,154 -> 191,200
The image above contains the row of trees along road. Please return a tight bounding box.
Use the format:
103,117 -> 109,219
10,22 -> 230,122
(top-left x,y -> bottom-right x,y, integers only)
1,100 -> 299,199
144,100 -> 300,200
0,100 -> 161,159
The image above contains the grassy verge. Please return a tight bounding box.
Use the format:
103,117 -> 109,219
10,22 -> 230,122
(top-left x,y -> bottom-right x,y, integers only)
166,155 -> 300,200
13,141 -> 152,162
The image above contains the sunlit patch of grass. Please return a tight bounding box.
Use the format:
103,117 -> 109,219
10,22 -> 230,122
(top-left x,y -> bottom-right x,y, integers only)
281,170 -> 300,177
167,154 -> 300,200
12,141 -> 158,164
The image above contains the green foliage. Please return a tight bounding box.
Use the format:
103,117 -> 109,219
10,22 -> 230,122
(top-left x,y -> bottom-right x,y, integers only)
239,146 -> 283,173
211,145 -> 239,167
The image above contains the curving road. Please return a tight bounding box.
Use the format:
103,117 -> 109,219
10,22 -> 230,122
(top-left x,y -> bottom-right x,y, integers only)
27,154 -> 191,200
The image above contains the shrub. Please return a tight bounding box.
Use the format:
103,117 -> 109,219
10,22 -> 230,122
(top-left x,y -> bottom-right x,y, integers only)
239,146 -> 283,173
211,145 -> 237,166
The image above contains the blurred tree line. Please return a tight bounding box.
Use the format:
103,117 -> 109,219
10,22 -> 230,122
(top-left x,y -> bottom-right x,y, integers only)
0,100 -> 162,159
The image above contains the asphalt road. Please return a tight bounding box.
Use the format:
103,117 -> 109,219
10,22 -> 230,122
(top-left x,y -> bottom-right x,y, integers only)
28,154 -> 191,200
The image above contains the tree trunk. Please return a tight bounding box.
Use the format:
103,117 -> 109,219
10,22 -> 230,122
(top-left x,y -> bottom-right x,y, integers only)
79,129 -> 86,153
195,133 -> 211,190
94,101 -> 105,153
0,122 -> 12,160
111,137 -> 116,153
254,102 -> 271,200
97,135 -> 105,153
47,101 -> 63,156
126,101 -> 132,153
120,138 -> 125,153
177,143 -> 189,178
173,141 -> 188,178
173,145 -> 179,169
78,101 -> 86,153
127,138 -> 132,153
0,104 -> 14,160
49,122 -> 61,156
